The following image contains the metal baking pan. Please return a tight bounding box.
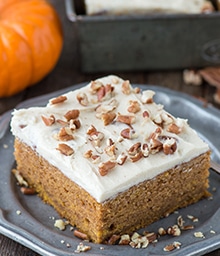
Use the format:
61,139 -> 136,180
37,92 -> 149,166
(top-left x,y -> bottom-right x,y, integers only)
65,0 -> 220,73
1,84 -> 220,256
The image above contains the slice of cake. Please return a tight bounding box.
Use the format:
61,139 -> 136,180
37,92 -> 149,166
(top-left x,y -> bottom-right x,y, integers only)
11,75 -> 210,243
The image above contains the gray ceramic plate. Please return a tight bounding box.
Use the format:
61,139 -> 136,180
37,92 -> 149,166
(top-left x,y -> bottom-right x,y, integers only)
0,84 -> 220,256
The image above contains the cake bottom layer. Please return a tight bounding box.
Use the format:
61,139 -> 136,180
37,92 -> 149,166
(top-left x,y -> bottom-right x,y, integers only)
14,138 -> 210,243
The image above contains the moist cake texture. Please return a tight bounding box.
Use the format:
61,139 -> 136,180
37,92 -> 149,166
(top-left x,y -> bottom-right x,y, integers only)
11,75 -> 210,243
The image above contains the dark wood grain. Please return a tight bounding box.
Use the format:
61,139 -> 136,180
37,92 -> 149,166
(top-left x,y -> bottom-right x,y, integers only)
0,1 -> 219,255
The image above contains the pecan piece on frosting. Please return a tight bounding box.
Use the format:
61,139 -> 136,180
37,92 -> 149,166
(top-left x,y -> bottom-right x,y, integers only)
96,84 -> 114,102
76,92 -> 89,106
50,95 -> 67,104
41,114 -> 55,126
86,125 -> 97,135
142,110 -> 150,118
69,119 -> 81,130
127,100 -> 140,113
128,142 -> 141,156
149,138 -> 163,154
57,127 -> 74,141
141,90 -> 155,104
98,161 -> 116,176
64,109 -> 80,121
116,152 -> 127,165
120,128 -> 133,139
121,80 -> 131,95
116,114 -> 135,125
163,138 -> 177,155
128,142 -> 143,162
167,123 -> 181,134
56,143 -> 74,156
129,151 -> 143,163
101,111 -> 116,126
90,80 -> 103,94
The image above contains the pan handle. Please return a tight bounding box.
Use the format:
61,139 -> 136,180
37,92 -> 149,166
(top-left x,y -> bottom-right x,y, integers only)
65,0 -> 77,22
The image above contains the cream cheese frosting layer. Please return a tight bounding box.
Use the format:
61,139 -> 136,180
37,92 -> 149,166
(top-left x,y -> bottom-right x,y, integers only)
11,75 -> 209,203
85,0 -> 213,15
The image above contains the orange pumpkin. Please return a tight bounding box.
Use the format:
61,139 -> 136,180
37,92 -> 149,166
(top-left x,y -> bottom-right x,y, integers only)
0,0 -> 63,97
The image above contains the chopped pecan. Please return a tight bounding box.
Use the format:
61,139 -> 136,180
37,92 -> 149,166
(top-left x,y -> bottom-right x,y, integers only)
128,142 -> 141,156
183,69 -> 202,86
119,234 -> 130,245
121,80 -> 131,95
116,152 -> 127,165
181,225 -> 194,231
187,215 -> 199,222
105,83 -> 114,95
97,86 -> 106,101
12,169 -> 28,187
127,100 -> 140,113
57,127 -> 74,141
153,114 -> 163,125
76,92 -> 89,106
64,109 -> 80,121
41,115 -> 55,126
105,144 -> 117,157
56,143 -> 74,156
177,215 -> 184,228
116,114 -> 135,125
97,84 -> 114,102
84,149 -> 93,158
89,131 -> 104,147
167,123 -> 181,134
20,187 -> 36,195
84,150 -> 101,163
86,125 -> 97,135
161,112 -> 173,125
141,90 -> 155,104
141,143 -> 150,157
75,243 -> 91,253
167,225 -> 181,236
144,232 -> 157,243
163,241 -> 181,251
158,227 -> 167,236
108,234 -> 121,245
69,119 -> 81,130
149,127 -> 163,140
50,95 -> 67,104
107,138 -> 114,146
149,138 -> 163,154
129,151 -> 143,162
130,232 -> 149,249
142,110 -> 150,118
90,80 -> 103,94
163,138 -> 177,155
120,128 -> 133,139
98,161 -> 116,176
133,87 -> 141,94
194,232 -> 205,238
101,111 -> 116,126
73,230 -> 89,240
91,155 -> 101,164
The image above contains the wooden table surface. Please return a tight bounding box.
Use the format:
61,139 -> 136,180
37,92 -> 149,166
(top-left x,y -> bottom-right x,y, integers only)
0,1 -> 220,255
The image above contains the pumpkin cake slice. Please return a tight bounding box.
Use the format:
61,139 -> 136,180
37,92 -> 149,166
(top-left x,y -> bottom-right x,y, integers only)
10,75 -> 210,243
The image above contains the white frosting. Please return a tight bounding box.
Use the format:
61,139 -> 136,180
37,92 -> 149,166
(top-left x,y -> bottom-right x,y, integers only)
85,0 -> 212,15
11,75 -> 209,203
